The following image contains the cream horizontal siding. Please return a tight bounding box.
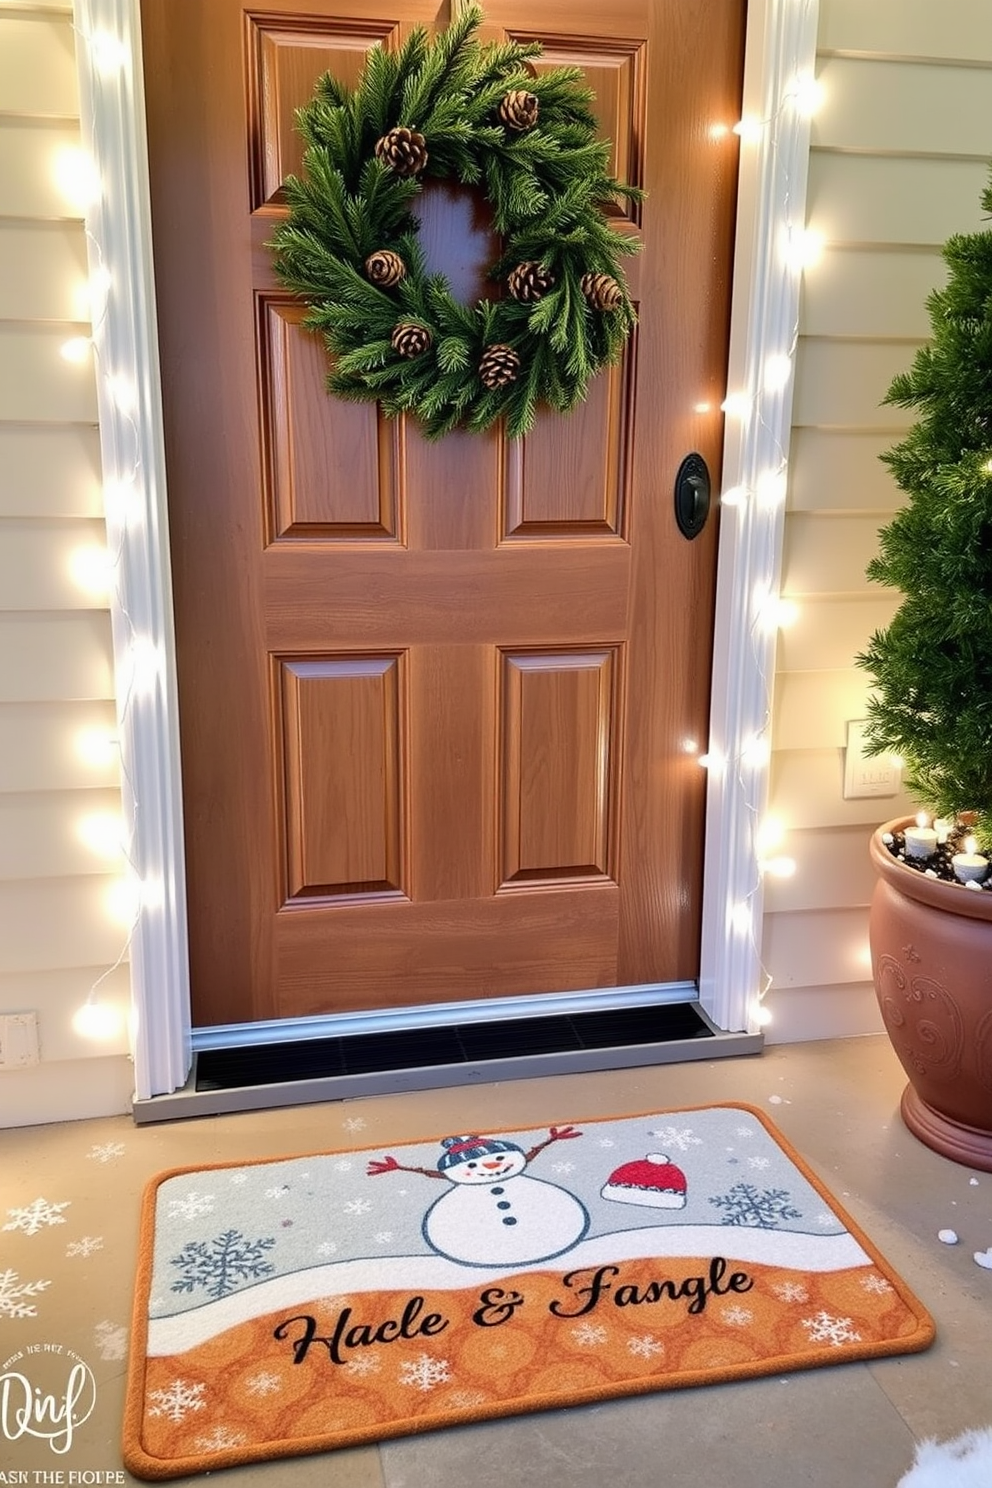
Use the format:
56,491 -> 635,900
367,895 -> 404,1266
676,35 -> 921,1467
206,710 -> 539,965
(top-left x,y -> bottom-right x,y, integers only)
0,4 -> 130,1128
765,0 -> 992,1044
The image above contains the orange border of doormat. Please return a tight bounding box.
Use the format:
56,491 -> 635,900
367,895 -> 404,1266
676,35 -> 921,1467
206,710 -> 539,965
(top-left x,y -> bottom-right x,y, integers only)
122,1102 -> 934,1479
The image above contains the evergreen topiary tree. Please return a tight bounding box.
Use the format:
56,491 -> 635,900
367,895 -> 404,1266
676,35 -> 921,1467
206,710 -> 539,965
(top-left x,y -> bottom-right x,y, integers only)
857,169 -> 992,851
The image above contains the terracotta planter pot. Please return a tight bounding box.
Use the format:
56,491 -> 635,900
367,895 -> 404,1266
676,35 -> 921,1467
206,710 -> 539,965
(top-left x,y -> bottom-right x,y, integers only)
869,818 -> 992,1170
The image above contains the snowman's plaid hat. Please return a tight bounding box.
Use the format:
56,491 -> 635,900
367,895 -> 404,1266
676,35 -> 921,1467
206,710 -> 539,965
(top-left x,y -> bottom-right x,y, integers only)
437,1134 -> 523,1170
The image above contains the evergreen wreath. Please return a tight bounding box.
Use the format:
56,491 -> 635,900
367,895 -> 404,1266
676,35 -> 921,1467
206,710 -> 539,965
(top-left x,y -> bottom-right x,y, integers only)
268,5 -> 642,440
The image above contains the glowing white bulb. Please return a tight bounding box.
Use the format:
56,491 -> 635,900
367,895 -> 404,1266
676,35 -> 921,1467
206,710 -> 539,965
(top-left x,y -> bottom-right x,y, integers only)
915,811 -> 930,829
984,458 -> 992,475
721,391 -> 752,420
681,737 -> 699,754
761,855 -> 796,879
102,476 -> 142,527
756,816 -> 786,852
60,336 -> 93,365
754,1004 -> 774,1027
720,485 -> 749,508
763,354 -> 792,392
69,544 -> 113,598
740,735 -> 771,768
698,751 -> 725,775
708,123 -> 731,140
87,264 -> 113,321
77,811 -> 126,859
733,116 -> 764,144
731,902 -> 753,935
53,146 -> 101,210
106,374 -> 137,413
73,1000 -> 124,1040
125,637 -> 162,696
756,469 -> 788,507
75,728 -> 119,768
89,30 -> 129,74
784,225 -> 824,271
785,73 -> 823,116
761,594 -> 799,631
693,401 -> 713,414
105,874 -> 142,926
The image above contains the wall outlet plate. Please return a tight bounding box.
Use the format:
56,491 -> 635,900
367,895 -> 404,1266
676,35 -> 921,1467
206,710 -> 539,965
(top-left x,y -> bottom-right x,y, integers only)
0,1011 -> 40,1069
843,719 -> 901,800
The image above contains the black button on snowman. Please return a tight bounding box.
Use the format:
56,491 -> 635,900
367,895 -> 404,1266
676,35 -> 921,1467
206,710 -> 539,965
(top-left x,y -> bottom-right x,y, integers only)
367,1126 -> 590,1268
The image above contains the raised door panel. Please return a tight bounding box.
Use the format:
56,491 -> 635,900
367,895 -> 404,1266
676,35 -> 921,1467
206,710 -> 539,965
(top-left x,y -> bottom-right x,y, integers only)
500,648 -> 620,886
259,298 -> 402,539
278,654 -> 405,900
247,15 -> 399,208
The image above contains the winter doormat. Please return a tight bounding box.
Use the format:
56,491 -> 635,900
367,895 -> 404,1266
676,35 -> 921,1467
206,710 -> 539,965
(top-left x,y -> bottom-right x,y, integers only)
123,1103 -> 934,1479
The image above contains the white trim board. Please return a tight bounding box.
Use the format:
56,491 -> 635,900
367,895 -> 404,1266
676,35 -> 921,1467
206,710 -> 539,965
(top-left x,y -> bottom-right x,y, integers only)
73,0 -> 818,1100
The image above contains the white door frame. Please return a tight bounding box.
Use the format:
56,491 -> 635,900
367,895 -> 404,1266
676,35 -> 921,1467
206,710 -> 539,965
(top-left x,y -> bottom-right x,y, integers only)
73,0 -> 818,1099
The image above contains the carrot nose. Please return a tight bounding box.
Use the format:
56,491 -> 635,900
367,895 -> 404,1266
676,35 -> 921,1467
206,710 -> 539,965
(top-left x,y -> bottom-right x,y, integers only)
483,1159 -> 504,1168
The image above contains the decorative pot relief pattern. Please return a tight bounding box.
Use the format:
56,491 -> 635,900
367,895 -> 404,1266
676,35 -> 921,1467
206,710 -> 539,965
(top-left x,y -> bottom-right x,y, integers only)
875,955 -> 965,1081
975,1009 -> 992,1096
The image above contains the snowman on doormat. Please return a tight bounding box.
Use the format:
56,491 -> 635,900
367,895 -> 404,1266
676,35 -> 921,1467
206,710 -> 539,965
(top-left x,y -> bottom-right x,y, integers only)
367,1125 -> 689,1268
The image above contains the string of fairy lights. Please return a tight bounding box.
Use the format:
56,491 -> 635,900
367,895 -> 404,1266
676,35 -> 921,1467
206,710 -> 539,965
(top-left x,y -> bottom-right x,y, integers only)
53,4 -> 824,1046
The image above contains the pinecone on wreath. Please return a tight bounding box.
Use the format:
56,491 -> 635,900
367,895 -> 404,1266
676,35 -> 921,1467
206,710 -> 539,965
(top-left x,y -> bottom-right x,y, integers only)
479,343 -> 521,388
507,261 -> 555,302
581,271 -> 624,311
375,126 -> 429,177
499,89 -> 539,131
365,249 -> 406,287
391,322 -> 433,358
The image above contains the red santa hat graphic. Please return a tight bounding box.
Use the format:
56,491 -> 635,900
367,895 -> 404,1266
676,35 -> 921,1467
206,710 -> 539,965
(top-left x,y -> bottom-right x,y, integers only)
601,1152 -> 688,1209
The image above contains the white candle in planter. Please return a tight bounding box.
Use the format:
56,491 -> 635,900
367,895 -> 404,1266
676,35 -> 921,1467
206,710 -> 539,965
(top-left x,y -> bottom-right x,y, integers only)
904,813 -> 938,859
934,818 -> 952,845
952,836 -> 989,884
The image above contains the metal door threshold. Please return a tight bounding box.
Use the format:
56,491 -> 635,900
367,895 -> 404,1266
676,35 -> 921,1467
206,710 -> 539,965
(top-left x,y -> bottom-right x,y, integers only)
131,1000 -> 762,1123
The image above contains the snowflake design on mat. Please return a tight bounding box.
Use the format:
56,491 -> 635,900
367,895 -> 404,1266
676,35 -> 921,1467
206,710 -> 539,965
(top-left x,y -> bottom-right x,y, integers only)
245,1370 -> 282,1397
229,1172 -> 249,1185
861,1273 -> 893,1296
147,1379 -> 207,1423
343,1117 -> 367,1133
598,1138 -> 615,1148
710,1183 -> 801,1229
735,1125 -> 757,1138
0,1268 -> 50,1318
94,1321 -> 128,1360
167,1191 -> 215,1222
264,1185 -> 290,1200
316,1241 -> 338,1258
772,1281 -> 809,1303
87,1141 -> 125,1163
572,1323 -> 608,1347
3,1198 -> 70,1236
816,1212 -> 840,1228
398,1354 -> 451,1392
343,1198 -> 372,1217
746,1156 -> 771,1171
373,1231 -> 394,1245
627,1335 -> 664,1359
66,1235 -> 103,1258
722,1306 -> 754,1327
801,1310 -> 861,1348
195,1426 -> 247,1452
170,1229 -> 276,1300
334,1159 -> 354,1173
552,1162 -> 575,1175
649,1125 -> 703,1153
344,1354 -> 382,1378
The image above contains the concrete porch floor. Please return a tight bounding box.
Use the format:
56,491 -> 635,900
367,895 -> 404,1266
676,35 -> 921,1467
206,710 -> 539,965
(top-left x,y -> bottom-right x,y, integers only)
3,1035 -> 989,1487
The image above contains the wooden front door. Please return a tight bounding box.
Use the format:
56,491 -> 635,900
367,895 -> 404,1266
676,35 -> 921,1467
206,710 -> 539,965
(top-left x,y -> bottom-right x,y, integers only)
140,0 -> 745,1028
